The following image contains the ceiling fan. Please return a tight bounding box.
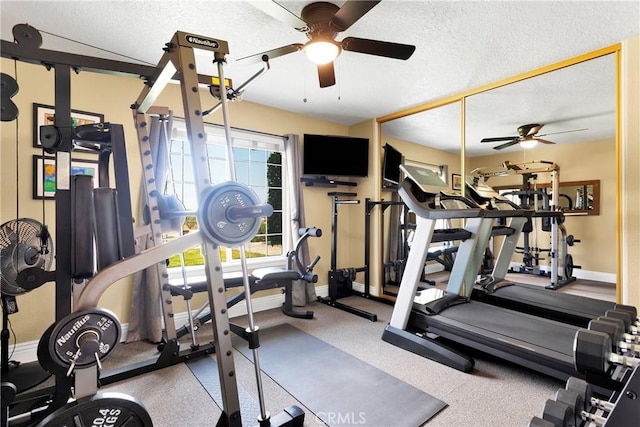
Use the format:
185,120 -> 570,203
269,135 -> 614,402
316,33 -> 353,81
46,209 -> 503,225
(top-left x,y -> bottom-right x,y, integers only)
239,1 -> 416,88
480,123 -> 588,150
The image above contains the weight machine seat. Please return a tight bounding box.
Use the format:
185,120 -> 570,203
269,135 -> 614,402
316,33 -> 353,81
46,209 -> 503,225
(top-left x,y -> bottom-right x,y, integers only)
168,273 -> 248,296
251,267 -> 301,284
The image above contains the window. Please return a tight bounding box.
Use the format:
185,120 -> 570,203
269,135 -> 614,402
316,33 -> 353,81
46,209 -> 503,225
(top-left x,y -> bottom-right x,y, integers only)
164,121 -> 287,273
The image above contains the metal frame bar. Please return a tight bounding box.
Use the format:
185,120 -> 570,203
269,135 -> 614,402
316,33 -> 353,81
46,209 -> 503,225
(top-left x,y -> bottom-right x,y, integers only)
130,31 -> 242,425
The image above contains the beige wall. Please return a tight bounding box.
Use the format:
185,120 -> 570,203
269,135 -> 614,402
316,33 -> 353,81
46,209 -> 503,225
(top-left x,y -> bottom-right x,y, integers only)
0,58 -> 353,342
468,138 -> 617,274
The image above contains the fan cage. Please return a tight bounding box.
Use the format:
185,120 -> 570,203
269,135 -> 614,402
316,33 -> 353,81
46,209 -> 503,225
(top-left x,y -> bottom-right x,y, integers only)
0,218 -> 53,296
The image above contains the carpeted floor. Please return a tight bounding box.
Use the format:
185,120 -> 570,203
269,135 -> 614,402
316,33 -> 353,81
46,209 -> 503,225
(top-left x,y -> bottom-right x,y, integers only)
19,276 -> 616,427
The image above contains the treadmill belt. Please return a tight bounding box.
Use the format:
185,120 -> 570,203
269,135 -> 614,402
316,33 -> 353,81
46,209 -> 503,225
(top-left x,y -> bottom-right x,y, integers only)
441,302 -> 578,356
493,284 -> 615,319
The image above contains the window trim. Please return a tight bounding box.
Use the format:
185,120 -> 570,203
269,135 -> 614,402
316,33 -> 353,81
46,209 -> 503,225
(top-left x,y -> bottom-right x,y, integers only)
166,120 -> 290,278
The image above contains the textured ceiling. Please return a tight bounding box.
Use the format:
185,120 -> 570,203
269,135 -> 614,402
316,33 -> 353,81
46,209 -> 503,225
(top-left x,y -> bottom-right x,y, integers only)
1,1 -> 638,156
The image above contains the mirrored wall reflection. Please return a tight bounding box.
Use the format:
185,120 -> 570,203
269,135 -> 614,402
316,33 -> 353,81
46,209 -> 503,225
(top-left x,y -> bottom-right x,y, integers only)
463,53 -> 617,286
380,101 -> 462,189
464,53 -> 616,160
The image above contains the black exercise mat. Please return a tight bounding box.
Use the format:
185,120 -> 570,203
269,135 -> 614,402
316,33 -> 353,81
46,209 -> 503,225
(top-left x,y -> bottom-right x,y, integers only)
233,323 -> 447,426
187,356 -> 261,426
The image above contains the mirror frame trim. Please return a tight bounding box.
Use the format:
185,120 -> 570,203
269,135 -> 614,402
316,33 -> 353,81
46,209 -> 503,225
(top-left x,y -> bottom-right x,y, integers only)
376,43 -> 622,301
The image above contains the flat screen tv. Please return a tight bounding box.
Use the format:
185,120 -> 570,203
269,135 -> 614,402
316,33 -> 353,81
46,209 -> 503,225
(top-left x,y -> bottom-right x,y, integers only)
303,134 -> 369,177
382,143 -> 403,188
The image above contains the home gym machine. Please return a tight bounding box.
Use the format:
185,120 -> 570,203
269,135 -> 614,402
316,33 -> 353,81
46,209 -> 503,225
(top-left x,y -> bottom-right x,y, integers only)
126,30 -> 304,427
470,160 -> 579,290
170,226 -> 321,346
317,192 -> 381,321
2,25 -> 304,426
465,177 -> 632,328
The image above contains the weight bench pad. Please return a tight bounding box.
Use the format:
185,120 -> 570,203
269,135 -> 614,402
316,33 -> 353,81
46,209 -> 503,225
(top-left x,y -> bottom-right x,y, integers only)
252,267 -> 300,284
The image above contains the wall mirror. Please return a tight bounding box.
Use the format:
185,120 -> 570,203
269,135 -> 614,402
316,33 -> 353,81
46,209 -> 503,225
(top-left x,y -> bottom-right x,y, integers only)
376,46 -> 620,298
376,102 -> 462,297
381,101 -> 462,184
494,180 -> 601,215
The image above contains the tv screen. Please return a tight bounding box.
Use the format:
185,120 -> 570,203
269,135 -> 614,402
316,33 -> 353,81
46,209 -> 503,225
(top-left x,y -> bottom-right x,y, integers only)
382,143 -> 403,187
303,134 -> 369,177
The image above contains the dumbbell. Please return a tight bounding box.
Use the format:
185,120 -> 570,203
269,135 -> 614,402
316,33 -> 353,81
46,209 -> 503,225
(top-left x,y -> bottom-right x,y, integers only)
573,329 -> 640,375
588,319 -> 640,354
540,399 -> 574,427
565,377 -> 615,414
612,304 -> 638,323
605,309 -> 639,333
596,316 -> 640,344
528,416 -> 555,427
553,389 -> 608,426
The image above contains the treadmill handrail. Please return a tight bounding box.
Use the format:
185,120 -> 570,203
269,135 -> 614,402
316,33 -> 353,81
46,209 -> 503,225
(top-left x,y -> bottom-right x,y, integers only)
398,179 -> 483,220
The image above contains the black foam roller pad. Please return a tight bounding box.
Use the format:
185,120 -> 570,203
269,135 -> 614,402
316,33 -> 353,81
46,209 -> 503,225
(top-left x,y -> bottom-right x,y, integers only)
71,175 -> 95,279
94,188 -> 121,270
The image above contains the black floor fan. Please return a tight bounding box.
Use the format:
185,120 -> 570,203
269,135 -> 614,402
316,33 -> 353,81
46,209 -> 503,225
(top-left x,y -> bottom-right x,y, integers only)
0,218 -> 54,393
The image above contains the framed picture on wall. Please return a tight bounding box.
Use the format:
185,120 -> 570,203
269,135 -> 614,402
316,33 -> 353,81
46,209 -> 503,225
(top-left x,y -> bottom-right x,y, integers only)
32,155 -> 99,199
32,103 -> 104,150
452,173 -> 462,191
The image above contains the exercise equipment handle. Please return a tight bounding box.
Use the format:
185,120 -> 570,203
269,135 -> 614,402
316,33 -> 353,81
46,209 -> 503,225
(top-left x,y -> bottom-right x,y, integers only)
227,204 -> 273,221
299,227 -> 322,238
308,255 -> 321,270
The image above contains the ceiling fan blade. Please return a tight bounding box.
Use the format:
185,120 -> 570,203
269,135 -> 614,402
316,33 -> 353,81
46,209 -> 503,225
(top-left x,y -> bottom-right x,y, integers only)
534,138 -> 556,145
246,0 -> 309,32
342,37 -> 415,60
236,43 -> 303,63
480,137 -> 518,143
494,140 -> 520,150
317,62 -> 336,88
536,128 -> 588,137
330,0 -> 381,31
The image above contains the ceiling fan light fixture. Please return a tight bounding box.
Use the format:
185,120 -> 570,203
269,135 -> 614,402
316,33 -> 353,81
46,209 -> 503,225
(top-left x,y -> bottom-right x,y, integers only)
520,139 -> 539,149
304,39 -> 341,64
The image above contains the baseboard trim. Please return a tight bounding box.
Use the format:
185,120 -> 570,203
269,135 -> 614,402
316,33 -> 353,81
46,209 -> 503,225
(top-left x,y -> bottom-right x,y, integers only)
10,285 -> 330,364
508,262 -> 616,283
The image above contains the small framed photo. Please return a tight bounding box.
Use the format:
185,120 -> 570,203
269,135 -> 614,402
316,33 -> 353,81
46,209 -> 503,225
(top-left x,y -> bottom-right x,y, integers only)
452,173 -> 462,191
32,103 -> 104,150
33,155 -> 99,199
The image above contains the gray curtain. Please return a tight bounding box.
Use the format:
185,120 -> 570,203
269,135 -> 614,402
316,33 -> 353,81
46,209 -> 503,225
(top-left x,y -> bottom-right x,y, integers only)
126,114 -> 173,343
283,134 -> 316,305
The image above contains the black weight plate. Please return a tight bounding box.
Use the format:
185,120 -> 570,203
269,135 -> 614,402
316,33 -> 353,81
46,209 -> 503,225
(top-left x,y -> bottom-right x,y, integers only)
49,308 -> 121,370
35,392 -> 153,427
199,182 -> 263,246
564,254 -> 573,278
37,323 -> 67,375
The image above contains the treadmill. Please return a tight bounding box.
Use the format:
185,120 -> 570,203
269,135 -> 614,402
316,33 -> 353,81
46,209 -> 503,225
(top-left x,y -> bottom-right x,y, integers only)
381,165 -> 585,381
465,177 -> 636,327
